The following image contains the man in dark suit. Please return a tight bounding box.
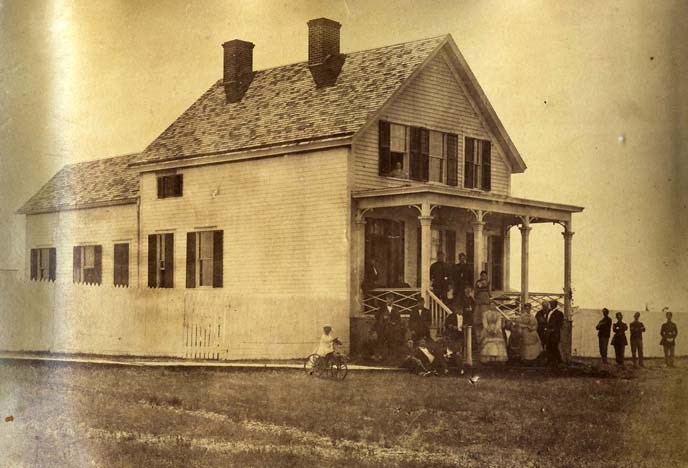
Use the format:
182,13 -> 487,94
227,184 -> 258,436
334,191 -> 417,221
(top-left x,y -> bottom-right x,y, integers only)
430,251 -> 451,303
535,300 -> 550,348
596,308 -> 612,364
415,338 -> 448,375
545,300 -> 564,366
452,253 -> 473,309
375,293 -> 403,359
444,309 -> 464,370
408,297 -> 431,343
660,310 -> 678,368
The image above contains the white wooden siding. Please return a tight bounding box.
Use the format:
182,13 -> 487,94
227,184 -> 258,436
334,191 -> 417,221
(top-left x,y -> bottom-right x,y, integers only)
354,48 -> 511,195
139,147 -> 350,299
25,204 -> 139,287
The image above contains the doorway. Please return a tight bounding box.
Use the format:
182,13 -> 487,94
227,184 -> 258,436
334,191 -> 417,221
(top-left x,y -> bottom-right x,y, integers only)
365,218 -> 405,288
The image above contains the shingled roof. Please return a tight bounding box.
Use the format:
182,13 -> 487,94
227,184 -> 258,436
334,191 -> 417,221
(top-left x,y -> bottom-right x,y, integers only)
18,153 -> 141,215
135,36 -> 447,165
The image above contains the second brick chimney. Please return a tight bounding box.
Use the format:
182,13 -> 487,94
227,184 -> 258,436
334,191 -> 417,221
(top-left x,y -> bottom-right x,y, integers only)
307,18 -> 345,88
222,39 -> 255,103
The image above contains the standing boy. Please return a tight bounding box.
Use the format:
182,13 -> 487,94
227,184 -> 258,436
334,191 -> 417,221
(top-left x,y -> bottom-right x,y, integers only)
629,312 -> 646,368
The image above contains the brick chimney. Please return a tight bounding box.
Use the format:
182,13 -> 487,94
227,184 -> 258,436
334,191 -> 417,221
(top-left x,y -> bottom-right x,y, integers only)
222,39 -> 255,103
307,18 -> 346,88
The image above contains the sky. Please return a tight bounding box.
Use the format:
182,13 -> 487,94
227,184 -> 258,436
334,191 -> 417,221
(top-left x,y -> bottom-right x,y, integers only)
0,0 -> 686,311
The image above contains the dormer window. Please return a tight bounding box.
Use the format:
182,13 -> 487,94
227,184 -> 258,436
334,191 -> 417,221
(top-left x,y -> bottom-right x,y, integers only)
157,174 -> 183,198
464,137 -> 491,191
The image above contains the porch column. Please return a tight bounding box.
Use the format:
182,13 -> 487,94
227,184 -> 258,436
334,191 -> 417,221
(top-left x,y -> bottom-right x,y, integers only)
562,221 -> 574,318
471,210 -> 486,286
503,225 -> 511,292
418,202 -> 433,304
519,216 -> 531,306
353,213 -> 367,315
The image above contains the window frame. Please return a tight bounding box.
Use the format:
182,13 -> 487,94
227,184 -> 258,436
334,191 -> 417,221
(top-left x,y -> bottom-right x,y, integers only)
157,173 -> 183,199
428,130 -> 447,184
463,136 -> 492,191
30,247 -> 56,282
73,244 -> 102,285
113,243 -> 130,287
186,230 -> 223,289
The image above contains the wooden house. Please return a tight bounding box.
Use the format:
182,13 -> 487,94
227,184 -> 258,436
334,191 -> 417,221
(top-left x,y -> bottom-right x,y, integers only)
16,18 -> 582,359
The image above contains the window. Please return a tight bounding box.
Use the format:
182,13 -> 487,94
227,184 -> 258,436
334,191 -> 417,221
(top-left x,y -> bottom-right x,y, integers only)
379,121 -> 458,185
157,174 -> 183,198
464,137 -> 491,191
113,243 -> 129,287
186,230 -> 223,288
73,245 -> 102,284
30,248 -> 56,281
148,234 -> 174,288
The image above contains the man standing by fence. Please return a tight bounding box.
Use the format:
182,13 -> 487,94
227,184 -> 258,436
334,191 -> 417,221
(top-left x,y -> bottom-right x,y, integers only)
660,310 -> 678,368
596,308 -> 612,364
629,312 -> 645,368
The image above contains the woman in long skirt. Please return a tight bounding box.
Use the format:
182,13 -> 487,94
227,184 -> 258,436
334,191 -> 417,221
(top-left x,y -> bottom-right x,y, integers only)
480,306 -> 508,363
515,303 -> 542,361
474,271 -> 491,343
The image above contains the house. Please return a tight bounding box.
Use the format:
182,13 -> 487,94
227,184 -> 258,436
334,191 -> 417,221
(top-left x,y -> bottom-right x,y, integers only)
14,18 -> 582,359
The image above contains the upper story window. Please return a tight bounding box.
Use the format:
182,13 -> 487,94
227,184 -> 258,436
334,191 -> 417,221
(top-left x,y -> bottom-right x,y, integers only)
464,137 -> 491,191
379,120 -> 458,186
157,174 -> 183,198
73,245 -> 102,284
186,230 -> 223,288
148,233 -> 174,288
30,248 -> 56,281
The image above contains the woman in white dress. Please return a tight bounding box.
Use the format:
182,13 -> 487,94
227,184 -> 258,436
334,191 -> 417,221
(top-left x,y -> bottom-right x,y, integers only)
479,306 -> 508,363
515,304 -> 542,361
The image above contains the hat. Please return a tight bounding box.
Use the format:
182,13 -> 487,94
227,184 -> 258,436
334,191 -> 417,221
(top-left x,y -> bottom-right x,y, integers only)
323,324 -> 332,329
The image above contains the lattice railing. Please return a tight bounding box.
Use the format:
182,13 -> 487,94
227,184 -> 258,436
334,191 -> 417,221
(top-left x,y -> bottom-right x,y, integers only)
492,292 -> 565,318
363,288 -> 422,316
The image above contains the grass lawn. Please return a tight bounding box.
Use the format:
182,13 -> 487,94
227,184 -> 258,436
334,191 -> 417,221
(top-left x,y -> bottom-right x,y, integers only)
0,359 -> 686,467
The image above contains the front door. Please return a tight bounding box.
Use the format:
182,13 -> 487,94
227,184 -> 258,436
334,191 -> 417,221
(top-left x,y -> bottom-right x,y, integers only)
365,218 -> 405,288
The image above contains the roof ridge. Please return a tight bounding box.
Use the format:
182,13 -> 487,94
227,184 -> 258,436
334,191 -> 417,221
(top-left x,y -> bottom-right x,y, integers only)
60,151 -> 142,169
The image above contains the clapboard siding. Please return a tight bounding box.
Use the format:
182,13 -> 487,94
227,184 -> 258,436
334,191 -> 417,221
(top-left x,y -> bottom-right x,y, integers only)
354,48 -> 511,195
25,204 -> 139,286
140,147 -> 350,298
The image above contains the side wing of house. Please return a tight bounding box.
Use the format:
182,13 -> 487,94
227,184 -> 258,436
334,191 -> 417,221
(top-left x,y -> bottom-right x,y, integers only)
353,45 -> 513,195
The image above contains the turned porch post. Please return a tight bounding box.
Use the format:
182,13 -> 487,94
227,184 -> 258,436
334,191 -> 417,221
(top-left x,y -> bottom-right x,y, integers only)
354,212 -> 367,314
471,210 -> 486,286
418,202 -> 433,305
562,220 -> 574,318
519,216 -> 531,306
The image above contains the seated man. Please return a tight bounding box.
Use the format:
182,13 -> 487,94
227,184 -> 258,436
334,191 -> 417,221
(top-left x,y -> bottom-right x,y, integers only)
316,325 -> 342,367
415,338 -> 448,375
401,339 -> 430,376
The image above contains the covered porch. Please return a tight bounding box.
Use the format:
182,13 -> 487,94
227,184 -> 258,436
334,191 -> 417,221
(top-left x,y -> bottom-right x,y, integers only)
350,185 -> 583,333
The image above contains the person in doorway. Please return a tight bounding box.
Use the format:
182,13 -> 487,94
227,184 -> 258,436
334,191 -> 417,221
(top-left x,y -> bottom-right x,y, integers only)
452,253 -> 472,309
596,308 -> 613,364
474,271 -> 491,342
611,312 -> 628,367
544,300 -> 564,366
430,252 -> 451,303
363,257 -> 381,292
660,310 -> 678,368
629,312 -> 646,368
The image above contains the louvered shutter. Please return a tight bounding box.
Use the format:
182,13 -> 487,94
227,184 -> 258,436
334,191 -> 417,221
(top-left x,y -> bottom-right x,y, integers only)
94,245 -> 102,284
420,128 -> 430,181
48,248 -> 56,281
148,235 -> 157,287
176,174 -> 183,196
163,233 -> 174,288
409,126 -> 421,180
73,246 -> 81,283
186,232 -> 196,288
30,249 -> 38,280
378,120 -> 391,175
213,230 -> 223,288
464,138 -> 475,188
481,141 -> 491,191
157,177 -> 163,198
446,133 -> 458,186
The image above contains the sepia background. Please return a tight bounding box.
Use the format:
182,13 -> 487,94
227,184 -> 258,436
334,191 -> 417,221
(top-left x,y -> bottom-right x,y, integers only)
0,0 -> 686,311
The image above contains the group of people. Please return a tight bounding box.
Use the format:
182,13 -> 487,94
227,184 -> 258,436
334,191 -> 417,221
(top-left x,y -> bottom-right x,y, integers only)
596,308 -> 678,368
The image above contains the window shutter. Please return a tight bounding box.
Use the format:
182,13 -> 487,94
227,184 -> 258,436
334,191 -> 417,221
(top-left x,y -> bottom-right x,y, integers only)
186,232 -> 196,288
378,120 -> 391,175
213,230 -> 223,288
482,141 -> 491,191
30,249 -> 38,280
122,244 -> 129,286
176,174 -> 183,196
94,245 -> 102,284
409,126 -> 421,180
157,177 -> 163,198
464,138 -> 475,188
420,128 -> 430,181
446,133 -> 458,186
73,246 -> 81,283
48,248 -> 56,281
163,233 -> 174,288
148,235 -> 157,288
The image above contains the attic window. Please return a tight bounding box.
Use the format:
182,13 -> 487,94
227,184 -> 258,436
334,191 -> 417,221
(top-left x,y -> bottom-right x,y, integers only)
464,137 -> 491,191
157,174 -> 183,198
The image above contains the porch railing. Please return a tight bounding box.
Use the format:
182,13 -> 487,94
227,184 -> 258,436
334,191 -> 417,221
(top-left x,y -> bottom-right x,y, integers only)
492,291 -> 565,316
362,288 -> 422,316
427,289 -> 453,337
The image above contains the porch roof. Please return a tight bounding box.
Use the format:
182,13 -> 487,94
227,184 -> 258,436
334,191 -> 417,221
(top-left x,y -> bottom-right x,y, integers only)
352,185 -> 583,222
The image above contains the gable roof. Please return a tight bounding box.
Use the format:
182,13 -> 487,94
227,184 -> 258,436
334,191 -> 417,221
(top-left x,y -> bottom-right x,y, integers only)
134,36 -> 447,166
18,153 -> 141,215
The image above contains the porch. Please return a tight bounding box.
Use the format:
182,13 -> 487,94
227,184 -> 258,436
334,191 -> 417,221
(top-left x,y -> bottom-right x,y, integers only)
350,185 -> 583,334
